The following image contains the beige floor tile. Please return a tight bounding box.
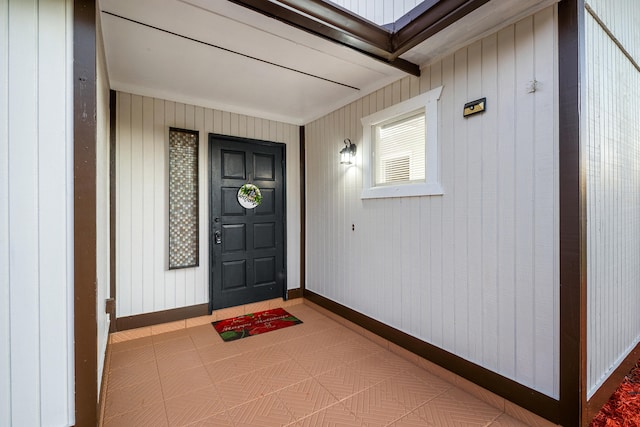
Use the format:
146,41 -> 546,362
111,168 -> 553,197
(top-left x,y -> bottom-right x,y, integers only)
377,370 -> 451,411
107,359 -> 160,391
491,413 -> 531,426
204,357 -> 252,383
277,378 -> 339,420
151,320 -> 186,336
341,382 -> 410,427
389,409 -> 435,427
316,364 -> 375,400
348,353 -> 402,385
216,369 -> 273,408
504,401 -> 559,427
243,345 -> 291,370
414,388 -> 502,426
295,348 -> 345,376
187,410 -> 235,426
260,360 -> 311,393
110,327 -> 152,344
159,364 -> 214,399
228,394 -> 295,427
105,377 -> 164,417
103,401 -> 168,427
156,348 -> 204,377
295,402 -> 362,427
197,341 -> 242,364
188,324 -> 223,348
153,335 -> 196,358
109,345 -> 156,370
103,302 -> 552,427
164,385 -> 226,426
110,335 -> 153,353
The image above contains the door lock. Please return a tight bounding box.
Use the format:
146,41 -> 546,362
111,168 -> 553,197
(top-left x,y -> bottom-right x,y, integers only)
214,230 -> 222,245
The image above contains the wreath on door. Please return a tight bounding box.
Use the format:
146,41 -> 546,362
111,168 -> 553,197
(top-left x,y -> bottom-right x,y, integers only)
237,183 -> 263,209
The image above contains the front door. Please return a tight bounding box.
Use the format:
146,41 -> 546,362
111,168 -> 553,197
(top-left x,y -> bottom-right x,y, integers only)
209,135 -> 286,310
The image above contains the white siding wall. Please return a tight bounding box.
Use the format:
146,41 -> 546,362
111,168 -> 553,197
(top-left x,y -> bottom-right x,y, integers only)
96,11 -> 111,392
116,93 -> 300,316
585,1 -> 640,399
306,7 -> 560,398
0,0 -> 74,425
330,0 -> 422,25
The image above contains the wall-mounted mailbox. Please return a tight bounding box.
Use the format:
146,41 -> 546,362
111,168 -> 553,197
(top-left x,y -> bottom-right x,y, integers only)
463,98 -> 486,117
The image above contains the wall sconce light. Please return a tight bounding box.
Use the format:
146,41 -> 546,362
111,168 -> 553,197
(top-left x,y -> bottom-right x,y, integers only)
340,139 -> 357,165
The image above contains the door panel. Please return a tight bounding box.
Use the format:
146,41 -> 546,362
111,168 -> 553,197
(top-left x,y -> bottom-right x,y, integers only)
209,135 -> 285,310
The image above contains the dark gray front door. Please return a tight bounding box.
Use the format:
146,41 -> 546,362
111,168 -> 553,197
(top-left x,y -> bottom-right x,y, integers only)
209,135 -> 285,310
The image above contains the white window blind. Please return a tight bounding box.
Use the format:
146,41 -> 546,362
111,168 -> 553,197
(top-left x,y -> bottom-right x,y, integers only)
374,111 -> 425,186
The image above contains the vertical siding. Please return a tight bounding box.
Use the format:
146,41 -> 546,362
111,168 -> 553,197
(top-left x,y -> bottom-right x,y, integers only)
96,12 -> 111,393
0,0 -> 74,425
585,3 -> 640,398
116,94 -> 300,317
586,0 -> 640,63
306,7 -> 559,398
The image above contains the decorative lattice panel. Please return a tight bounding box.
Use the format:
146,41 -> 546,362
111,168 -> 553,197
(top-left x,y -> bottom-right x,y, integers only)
168,128 -> 199,269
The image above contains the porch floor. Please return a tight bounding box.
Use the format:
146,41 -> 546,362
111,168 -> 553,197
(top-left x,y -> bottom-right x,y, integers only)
102,302 -> 541,426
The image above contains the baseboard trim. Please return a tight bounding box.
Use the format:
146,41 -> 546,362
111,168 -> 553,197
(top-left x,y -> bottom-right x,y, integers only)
303,289 -> 560,424
585,341 -> 640,422
115,303 -> 209,331
287,288 -> 303,300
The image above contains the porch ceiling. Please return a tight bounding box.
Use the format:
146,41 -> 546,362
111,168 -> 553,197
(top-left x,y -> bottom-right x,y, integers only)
99,0 -> 557,125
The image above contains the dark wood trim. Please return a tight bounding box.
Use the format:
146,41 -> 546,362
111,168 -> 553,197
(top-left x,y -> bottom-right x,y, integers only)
115,304 -> 209,331
109,89 -> 117,333
391,0 -> 491,58
74,0 -> 98,425
304,290 -> 560,423
226,0 -> 420,76
558,1 -> 586,426
585,342 -> 640,422
275,0 -> 391,49
299,126 -> 306,293
287,288 -> 303,300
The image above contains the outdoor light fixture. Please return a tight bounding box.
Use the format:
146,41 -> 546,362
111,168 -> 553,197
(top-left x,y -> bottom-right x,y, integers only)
340,138 -> 357,164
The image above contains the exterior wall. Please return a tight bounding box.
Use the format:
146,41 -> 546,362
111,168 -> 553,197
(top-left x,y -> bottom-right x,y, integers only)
306,7 -> 560,398
0,0 -> 75,425
585,0 -> 640,398
116,93 -> 300,317
96,10 -> 111,392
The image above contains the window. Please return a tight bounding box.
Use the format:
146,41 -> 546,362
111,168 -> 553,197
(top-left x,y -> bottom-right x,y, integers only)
361,86 -> 443,199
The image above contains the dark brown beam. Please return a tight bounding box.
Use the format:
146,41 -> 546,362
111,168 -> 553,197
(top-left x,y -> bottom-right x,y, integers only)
391,0 -> 491,58
279,0 -> 391,48
558,0 -> 586,426
227,0 -> 420,76
74,0 -> 98,425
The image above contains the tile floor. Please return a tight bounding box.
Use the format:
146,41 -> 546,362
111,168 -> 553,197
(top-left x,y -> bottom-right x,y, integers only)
102,303 -> 534,426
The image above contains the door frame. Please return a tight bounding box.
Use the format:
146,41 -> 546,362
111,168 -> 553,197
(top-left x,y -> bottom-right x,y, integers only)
207,133 -> 287,313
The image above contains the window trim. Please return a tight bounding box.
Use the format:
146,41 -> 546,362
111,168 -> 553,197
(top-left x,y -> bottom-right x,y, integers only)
360,85 -> 443,199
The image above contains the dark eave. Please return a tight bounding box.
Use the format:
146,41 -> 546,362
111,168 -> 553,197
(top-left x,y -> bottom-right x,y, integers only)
227,0 -> 421,76
228,0 -> 493,76
391,0 -> 491,58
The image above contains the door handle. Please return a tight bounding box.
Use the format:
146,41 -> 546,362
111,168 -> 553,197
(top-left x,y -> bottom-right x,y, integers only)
214,230 -> 222,245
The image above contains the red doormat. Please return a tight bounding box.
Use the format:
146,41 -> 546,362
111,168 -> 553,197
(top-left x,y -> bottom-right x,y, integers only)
212,308 -> 302,342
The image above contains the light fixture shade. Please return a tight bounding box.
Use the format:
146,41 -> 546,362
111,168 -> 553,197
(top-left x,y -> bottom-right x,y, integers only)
340,139 -> 356,165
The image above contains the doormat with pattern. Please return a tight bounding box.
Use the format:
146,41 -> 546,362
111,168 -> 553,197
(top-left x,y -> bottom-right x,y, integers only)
212,308 -> 302,342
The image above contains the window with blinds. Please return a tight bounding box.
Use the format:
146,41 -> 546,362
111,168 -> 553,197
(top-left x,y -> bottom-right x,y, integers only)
374,111 -> 425,186
360,85 -> 443,199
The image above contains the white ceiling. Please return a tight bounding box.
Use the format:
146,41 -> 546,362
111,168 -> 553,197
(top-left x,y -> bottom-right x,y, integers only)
99,0 -> 557,125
